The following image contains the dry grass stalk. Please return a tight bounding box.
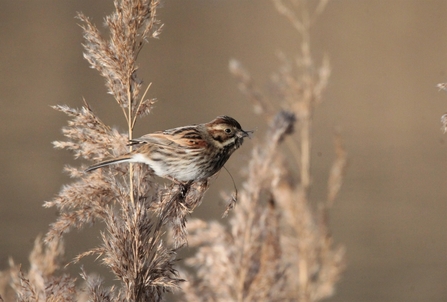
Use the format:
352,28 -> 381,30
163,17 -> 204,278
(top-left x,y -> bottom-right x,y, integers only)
1,0 -> 199,301
181,1 -> 345,301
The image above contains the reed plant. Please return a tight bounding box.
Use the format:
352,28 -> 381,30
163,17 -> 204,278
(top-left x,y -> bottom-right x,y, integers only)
0,1 -> 345,301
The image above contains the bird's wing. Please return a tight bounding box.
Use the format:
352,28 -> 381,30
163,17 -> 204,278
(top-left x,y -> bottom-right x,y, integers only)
129,127 -> 208,149
129,132 -> 175,146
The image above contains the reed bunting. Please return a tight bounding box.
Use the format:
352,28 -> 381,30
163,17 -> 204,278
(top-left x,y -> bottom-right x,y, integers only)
86,116 -> 251,184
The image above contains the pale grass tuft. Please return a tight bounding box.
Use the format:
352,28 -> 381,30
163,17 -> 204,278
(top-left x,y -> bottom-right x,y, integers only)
0,236 -> 76,302
181,111 -> 294,302
51,103 -> 128,162
229,58 -> 274,116
437,82 -> 447,92
327,131 -> 348,206
78,269 -> 116,301
4,0 -> 191,300
77,0 -> 161,112
150,180 -> 211,248
182,1 -> 345,301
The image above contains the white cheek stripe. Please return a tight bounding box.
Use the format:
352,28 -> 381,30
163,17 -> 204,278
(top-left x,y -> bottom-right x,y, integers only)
222,137 -> 237,146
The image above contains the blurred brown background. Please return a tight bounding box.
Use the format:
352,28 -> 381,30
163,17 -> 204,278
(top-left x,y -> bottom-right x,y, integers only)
0,1 -> 446,301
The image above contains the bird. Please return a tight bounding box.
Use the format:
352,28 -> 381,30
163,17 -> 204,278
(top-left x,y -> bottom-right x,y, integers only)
86,116 -> 251,184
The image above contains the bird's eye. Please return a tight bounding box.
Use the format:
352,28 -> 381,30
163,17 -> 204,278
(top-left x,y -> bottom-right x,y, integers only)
224,128 -> 232,134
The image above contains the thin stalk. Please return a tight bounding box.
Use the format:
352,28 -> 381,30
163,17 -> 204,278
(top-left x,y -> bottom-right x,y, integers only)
132,82 -> 152,129
128,84 -> 135,206
300,118 -> 311,190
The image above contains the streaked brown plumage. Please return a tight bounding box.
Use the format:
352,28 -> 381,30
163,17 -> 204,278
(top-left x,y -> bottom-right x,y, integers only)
86,116 -> 250,183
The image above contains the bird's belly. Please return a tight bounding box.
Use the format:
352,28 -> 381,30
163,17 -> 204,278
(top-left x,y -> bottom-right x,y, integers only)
131,149 -> 231,182
131,153 -> 206,182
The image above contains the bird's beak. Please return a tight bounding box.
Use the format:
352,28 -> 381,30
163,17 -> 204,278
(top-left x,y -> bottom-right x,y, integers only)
239,129 -> 254,138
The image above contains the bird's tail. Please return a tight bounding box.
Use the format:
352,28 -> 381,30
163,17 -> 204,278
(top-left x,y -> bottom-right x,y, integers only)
85,156 -> 132,172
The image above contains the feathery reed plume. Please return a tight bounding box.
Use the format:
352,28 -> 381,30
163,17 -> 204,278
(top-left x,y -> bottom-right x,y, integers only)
44,0 -> 196,299
2,0 -> 199,300
181,1 -> 345,301
0,236 -> 76,301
